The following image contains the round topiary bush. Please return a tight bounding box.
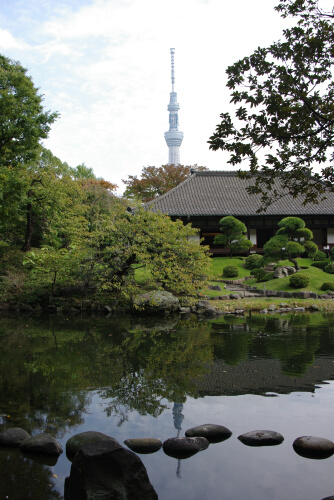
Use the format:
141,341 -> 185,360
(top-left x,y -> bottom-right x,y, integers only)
312,250 -> 327,261
245,254 -> 263,270
289,273 -> 309,289
325,262 -> 334,274
223,265 -> 239,278
321,282 -> 334,292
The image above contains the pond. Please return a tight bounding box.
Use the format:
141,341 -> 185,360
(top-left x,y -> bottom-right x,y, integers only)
1,311 -> 334,499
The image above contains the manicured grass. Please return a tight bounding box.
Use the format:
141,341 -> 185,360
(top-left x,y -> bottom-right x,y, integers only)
207,256 -> 334,295
210,257 -> 251,279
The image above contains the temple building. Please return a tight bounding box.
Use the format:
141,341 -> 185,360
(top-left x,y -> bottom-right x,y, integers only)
147,170 -> 334,255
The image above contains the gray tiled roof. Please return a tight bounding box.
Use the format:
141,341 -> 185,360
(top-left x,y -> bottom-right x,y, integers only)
147,170 -> 334,216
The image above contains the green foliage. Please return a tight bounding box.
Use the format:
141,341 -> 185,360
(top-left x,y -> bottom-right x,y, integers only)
321,282 -> 334,292
304,241 -> 318,257
312,250 -> 327,261
222,265 -> 239,278
325,262 -> 334,274
214,216 -> 252,257
245,253 -> 263,270
263,217 -> 313,269
0,54 -> 58,169
311,260 -> 329,270
123,164 -> 207,202
331,247 -> 334,261
252,268 -> 267,282
289,273 -> 310,288
260,272 -> 275,282
208,0 -> 334,207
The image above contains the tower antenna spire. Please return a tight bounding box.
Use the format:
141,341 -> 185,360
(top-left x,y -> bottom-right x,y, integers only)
171,47 -> 175,93
164,48 -> 184,165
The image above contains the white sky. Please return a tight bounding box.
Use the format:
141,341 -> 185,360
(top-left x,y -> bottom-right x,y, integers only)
0,0 -> 332,194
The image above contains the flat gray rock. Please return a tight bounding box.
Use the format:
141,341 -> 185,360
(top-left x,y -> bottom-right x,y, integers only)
66,431 -> 119,460
124,438 -> 162,454
163,437 -> 209,459
20,433 -> 63,456
185,424 -> 232,443
0,427 -> 30,447
293,436 -> 334,459
238,430 -> 284,446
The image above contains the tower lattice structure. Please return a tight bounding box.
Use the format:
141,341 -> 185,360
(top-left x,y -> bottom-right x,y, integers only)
164,48 -> 183,165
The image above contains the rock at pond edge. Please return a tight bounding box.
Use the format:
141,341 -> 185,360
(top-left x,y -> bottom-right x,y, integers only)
0,427 -> 30,447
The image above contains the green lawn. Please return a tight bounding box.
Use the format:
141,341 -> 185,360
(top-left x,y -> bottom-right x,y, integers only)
208,256 -> 334,294
134,256 -> 334,296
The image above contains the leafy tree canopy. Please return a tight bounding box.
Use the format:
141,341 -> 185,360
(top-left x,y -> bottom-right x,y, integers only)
208,0 -> 334,208
214,216 -> 252,257
263,216 -> 314,269
0,54 -> 58,168
122,164 -> 207,202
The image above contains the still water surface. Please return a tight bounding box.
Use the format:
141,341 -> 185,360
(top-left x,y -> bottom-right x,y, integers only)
1,312 -> 334,499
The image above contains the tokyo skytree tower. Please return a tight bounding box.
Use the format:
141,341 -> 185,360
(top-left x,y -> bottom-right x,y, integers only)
164,48 -> 184,165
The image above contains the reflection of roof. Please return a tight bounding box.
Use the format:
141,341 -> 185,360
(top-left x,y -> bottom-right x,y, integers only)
146,171 -> 334,217
194,357 -> 334,396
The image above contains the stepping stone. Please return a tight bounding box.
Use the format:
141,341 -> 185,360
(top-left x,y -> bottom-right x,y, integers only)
185,424 -> 232,443
0,427 -> 30,448
124,438 -> 162,454
20,433 -> 63,456
238,430 -> 284,446
163,437 -> 209,459
293,436 -> 334,459
66,431 -> 119,460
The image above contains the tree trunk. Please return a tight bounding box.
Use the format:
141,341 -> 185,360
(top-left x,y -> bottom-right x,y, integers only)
22,197 -> 35,252
289,257 -> 301,271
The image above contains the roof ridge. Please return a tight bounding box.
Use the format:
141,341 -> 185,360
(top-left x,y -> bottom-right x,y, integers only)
145,174 -> 196,208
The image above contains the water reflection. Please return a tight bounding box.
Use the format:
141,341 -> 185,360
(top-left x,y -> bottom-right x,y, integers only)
1,312 -> 334,499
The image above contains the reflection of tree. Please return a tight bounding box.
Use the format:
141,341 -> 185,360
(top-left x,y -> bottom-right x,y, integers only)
0,316 -> 213,430
100,323 -> 213,423
0,448 -> 62,500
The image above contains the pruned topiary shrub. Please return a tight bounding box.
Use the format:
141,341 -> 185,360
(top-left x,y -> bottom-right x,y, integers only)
331,247 -> 334,261
222,265 -> 238,278
325,262 -> 334,274
259,272 -> 275,282
289,273 -> 309,289
321,282 -> 334,292
312,250 -> 327,261
244,254 -> 263,270
252,268 -> 267,282
311,260 -> 329,270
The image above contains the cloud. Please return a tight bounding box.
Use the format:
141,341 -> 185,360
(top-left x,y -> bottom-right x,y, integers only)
0,28 -> 28,51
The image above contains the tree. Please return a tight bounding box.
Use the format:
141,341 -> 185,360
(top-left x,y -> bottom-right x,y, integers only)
263,216 -> 314,269
122,164 -> 207,202
208,0 -> 334,209
91,205 -> 212,298
0,55 -> 58,247
0,54 -> 58,168
213,216 -> 252,257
